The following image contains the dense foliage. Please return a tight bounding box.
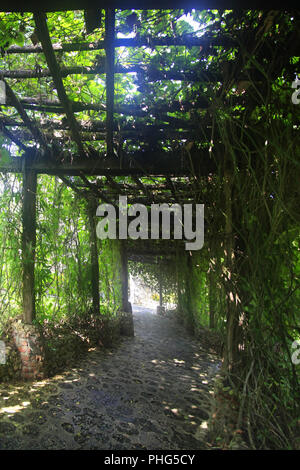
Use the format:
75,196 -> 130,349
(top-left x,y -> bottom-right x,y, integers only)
0,8 -> 299,449
0,173 -> 122,330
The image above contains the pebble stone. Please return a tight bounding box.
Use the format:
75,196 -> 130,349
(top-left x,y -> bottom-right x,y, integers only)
0,306 -> 221,450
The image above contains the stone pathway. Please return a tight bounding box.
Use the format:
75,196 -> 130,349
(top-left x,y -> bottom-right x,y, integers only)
0,306 -> 221,450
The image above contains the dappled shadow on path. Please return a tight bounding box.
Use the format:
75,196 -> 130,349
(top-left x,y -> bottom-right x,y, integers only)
0,305 -> 221,450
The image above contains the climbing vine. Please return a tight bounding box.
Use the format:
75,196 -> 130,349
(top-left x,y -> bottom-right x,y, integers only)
0,7 -> 299,449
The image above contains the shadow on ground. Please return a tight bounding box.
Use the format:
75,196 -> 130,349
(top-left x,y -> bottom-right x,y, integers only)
0,305 -> 221,450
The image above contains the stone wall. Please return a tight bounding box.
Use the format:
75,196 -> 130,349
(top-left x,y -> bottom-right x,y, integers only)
10,320 -> 44,381
0,312 -> 127,382
0,341 -> 22,383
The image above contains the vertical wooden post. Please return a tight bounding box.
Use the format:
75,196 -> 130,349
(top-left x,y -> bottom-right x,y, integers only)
120,240 -> 129,312
175,242 -> 182,312
159,272 -> 163,308
22,169 -> 37,324
105,9 -> 115,157
87,197 -> 100,313
208,270 -> 215,329
185,251 -> 194,332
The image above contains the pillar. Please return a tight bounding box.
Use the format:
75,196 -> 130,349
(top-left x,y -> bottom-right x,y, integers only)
120,239 -> 129,312
22,168 -> 37,324
87,197 -> 100,313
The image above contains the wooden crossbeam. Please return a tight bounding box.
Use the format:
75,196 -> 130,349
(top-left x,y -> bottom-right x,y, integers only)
12,95 -> 210,115
5,35 -> 236,54
0,153 -> 199,176
0,64 -> 221,82
0,1 -> 291,14
3,128 -> 199,144
60,176 -> 192,206
1,103 -> 204,131
33,12 -> 85,156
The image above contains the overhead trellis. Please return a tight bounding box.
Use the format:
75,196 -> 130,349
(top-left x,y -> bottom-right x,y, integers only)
0,6 -> 299,449
0,8 -> 299,204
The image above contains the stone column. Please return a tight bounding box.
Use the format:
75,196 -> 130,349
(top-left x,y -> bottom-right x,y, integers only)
12,320 -> 44,380
156,269 -> 165,315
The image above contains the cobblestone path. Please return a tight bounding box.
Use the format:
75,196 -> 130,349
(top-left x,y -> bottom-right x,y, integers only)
0,306 -> 221,450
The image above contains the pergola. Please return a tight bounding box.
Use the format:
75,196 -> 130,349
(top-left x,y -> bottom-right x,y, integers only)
0,2 -> 298,324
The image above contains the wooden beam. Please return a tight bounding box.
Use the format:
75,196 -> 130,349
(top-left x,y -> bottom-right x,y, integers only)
0,1 -> 286,14
33,12 -> 85,155
22,167 -> 37,323
0,64 -> 221,83
2,107 -> 203,131
9,95 -> 210,115
0,107 -> 177,131
120,240 -> 129,312
87,197 -> 100,314
105,9 -> 115,157
159,269 -> 163,308
1,78 -> 48,149
5,35 -> 236,54
0,150 -> 216,176
0,122 -> 28,151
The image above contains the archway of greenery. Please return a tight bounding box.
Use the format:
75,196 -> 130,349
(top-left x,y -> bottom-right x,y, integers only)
0,7 -> 299,449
